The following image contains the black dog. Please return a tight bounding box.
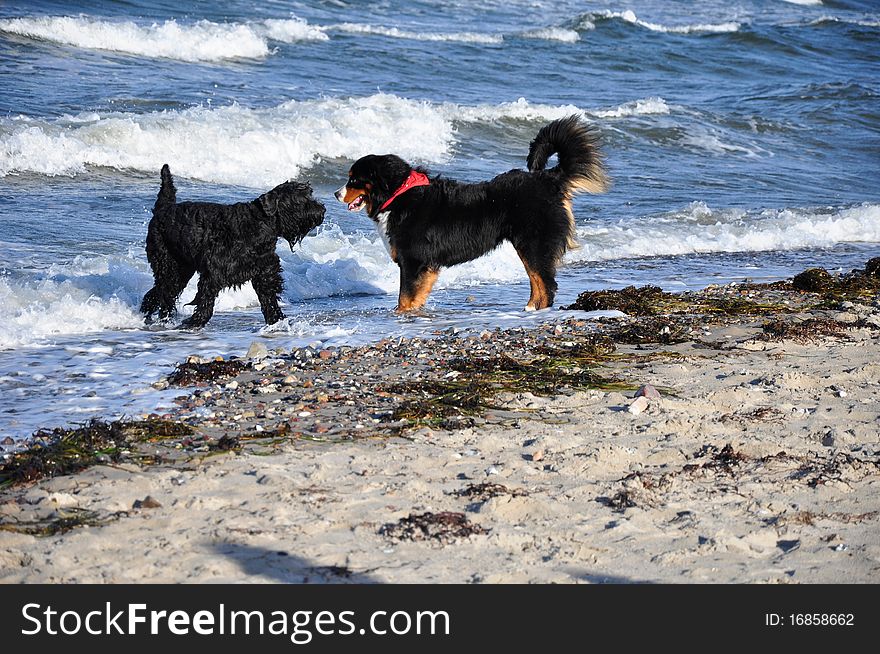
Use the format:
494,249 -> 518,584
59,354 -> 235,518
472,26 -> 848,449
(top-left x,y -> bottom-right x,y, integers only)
141,165 -> 325,328
335,115 -> 607,312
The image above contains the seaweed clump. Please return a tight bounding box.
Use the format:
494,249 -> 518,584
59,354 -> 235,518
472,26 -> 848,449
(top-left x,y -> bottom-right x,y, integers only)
762,318 -> 850,342
384,350 -> 626,428
791,262 -> 880,303
379,511 -> 488,544
564,286 -> 669,316
167,358 -> 248,386
0,418 -> 193,489
0,508 -> 125,536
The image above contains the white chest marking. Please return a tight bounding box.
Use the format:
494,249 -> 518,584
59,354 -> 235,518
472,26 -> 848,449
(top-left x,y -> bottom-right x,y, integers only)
375,211 -> 393,257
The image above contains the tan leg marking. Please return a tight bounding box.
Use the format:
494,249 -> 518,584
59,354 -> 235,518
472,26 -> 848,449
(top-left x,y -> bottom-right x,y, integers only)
516,252 -> 550,310
396,269 -> 439,312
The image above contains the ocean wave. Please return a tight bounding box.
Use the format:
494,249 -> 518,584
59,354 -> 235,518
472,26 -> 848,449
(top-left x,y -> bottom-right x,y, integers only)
809,15 -> 880,28
327,23 -> 502,44
518,27 -> 580,43
0,15 -> 327,63
577,10 -> 740,34
0,94 -> 454,187
569,203 -> 880,263
0,256 -> 150,350
590,97 -> 670,118
0,94 -> 669,186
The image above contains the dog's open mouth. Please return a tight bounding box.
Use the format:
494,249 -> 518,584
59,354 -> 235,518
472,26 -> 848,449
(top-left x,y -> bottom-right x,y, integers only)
347,194 -> 367,212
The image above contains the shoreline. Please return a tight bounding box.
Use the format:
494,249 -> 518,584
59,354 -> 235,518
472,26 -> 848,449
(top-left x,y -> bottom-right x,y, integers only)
1,266 -> 879,583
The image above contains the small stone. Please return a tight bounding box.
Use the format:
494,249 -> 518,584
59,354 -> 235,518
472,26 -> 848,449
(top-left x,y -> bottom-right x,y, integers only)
246,341 -> 269,360
628,396 -> 650,415
298,411 -> 312,417
133,496 -> 162,509
282,375 -> 298,385
530,450 -> 545,462
151,380 -> 169,390
225,380 -> 239,390
1,437 -> 15,446
47,492 -> 79,508
318,349 -> 334,360
635,384 -> 661,399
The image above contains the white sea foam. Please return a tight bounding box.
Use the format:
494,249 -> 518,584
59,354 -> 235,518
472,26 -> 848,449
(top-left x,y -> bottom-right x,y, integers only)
0,257 -> 150,349
519,27 -> 580,43
0,94 -> 454,187
568,203 -> 880,263
0,15 -> 330,63
0,16 -> 270,62
444,97 -> 583,123
261,17 -> 330,43
809,15 -> 880,28
0,94 -> 674,186
590,97 -> 670,118
783,0 -> 823,6
328,22 -> 502,44
578,10 -> 740,34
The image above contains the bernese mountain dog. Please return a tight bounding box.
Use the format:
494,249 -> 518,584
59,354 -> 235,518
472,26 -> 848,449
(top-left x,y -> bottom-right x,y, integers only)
334,115 -> 608,312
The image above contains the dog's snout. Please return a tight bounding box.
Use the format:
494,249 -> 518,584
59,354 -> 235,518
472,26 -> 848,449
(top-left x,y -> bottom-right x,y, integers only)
334,184 -> 347,202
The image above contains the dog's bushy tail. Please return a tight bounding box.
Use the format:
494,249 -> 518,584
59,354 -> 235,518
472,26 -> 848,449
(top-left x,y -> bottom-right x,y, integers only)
527,115 -> 608,250
154,164 -> 177,213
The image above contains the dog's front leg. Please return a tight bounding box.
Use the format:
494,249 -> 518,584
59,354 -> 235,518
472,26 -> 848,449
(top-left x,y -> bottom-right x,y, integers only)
395,260 -> 438,313
180,276 -> 218,328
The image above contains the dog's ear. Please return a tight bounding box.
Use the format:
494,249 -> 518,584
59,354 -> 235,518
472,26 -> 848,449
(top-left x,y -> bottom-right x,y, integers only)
258,188 -> 281,219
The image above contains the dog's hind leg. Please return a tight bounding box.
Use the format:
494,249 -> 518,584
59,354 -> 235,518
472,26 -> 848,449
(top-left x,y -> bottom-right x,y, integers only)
141,226 -> 194,323
514,245 -> 558,311
396,261 -> 438,312
141,270 -> 194,323
180,275 -> 219,328
252,256 -> 285,325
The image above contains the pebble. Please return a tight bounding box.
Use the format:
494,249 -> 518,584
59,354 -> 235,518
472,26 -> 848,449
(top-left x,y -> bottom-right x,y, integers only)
133,496 -> 162,509
635,384 -> 661,399
225,380 -> 239,390
246,341 -> 269,360
628,396 -> 650,415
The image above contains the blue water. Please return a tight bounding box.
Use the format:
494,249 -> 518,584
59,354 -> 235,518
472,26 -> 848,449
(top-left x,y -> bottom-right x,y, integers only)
1,0 -> 879,439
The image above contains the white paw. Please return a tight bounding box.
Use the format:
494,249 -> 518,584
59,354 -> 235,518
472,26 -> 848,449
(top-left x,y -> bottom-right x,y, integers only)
524,305 -> 536,312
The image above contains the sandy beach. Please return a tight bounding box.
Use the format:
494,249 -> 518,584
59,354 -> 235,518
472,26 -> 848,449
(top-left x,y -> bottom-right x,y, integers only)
1,272 -> 879,584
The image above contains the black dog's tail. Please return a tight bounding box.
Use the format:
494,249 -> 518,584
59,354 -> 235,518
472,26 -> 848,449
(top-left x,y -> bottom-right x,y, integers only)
154,164 -> 177,213
527,115 -> 609,250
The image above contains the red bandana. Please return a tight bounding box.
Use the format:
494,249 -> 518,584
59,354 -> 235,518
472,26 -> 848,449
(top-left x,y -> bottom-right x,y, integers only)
378,170 -> 430,212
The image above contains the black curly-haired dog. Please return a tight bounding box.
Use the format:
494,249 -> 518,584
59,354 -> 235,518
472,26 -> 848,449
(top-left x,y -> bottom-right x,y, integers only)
140,165 -> 325,328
